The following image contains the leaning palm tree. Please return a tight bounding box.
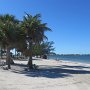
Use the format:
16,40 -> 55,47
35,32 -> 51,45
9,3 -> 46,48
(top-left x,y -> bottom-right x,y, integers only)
22,13 -> 51,69
0,14 -> 25,69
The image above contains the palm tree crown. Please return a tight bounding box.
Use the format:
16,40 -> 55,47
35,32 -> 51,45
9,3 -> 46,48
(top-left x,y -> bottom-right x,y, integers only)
22,13 -> 51,43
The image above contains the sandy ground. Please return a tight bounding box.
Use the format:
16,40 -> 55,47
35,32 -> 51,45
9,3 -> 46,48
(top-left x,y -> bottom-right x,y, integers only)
0,58 -> 90,90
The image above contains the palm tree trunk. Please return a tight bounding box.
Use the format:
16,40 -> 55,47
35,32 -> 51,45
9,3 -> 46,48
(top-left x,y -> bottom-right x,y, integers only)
28,42 -> 33,69
6,47 -> 11,69
28,54 -> 33,69
0,47 -> 3,59
15,48 -> 17,59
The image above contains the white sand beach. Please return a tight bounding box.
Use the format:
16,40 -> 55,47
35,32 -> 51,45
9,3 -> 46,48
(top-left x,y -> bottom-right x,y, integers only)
0,58 -> 90,90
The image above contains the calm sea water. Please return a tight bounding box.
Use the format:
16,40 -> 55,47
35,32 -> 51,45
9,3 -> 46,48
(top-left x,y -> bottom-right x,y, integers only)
47,55 -> 90,64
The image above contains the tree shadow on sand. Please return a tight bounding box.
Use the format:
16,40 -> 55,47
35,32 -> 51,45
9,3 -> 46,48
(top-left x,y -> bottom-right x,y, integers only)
10,63 -> 90,78
61,65 -> 90,69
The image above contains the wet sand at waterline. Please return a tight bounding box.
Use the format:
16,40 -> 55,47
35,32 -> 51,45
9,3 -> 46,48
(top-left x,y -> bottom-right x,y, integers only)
0,58 -> 90,90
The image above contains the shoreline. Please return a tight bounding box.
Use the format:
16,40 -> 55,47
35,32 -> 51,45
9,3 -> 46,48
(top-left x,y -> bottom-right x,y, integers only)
47,58 -> 90,66
47,55 -> 90,64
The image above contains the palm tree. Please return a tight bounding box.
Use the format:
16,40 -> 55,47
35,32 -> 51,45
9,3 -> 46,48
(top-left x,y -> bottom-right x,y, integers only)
22,13 -> 51,69
0,14 -> 25,69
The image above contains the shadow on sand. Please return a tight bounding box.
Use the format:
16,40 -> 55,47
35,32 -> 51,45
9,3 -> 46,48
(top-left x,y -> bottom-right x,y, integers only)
10,63 -> 90,78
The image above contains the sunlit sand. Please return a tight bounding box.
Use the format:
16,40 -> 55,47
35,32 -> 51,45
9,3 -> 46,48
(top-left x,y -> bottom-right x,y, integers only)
0,58 -> 90,90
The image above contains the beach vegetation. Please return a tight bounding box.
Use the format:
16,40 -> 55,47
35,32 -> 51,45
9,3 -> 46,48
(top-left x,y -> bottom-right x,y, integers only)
0,13 -> 53,69
21,13 -> 51,69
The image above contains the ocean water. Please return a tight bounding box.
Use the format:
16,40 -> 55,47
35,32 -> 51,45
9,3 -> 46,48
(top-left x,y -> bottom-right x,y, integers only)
47,55 -> 90,64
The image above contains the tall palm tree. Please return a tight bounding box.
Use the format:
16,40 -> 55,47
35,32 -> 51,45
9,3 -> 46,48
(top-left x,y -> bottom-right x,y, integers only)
22,13 -> 51,69
0,14 -> 25,69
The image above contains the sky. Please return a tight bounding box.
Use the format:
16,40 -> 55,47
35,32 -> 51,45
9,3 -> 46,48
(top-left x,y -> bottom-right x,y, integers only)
0,0 -> 90,54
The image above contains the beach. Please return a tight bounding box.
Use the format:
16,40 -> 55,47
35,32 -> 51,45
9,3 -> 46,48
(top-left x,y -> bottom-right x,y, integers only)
0,58 -> 90,90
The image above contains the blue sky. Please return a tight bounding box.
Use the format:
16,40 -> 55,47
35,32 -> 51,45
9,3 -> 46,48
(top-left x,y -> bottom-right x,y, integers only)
0,0 -> 90,54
